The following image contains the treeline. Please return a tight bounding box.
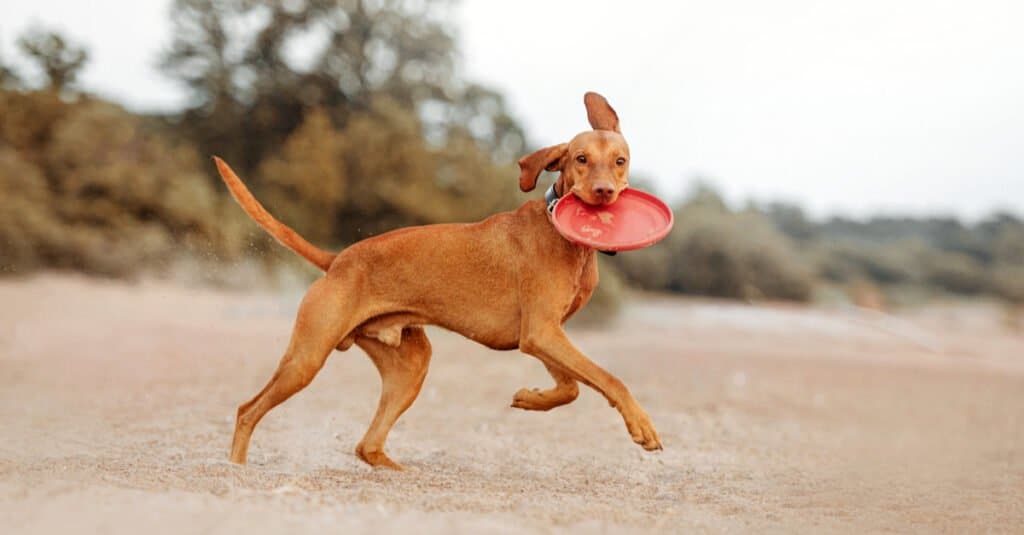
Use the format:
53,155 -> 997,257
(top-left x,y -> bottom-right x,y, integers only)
1,1 -> 1021,309
611,185 -> 1024,305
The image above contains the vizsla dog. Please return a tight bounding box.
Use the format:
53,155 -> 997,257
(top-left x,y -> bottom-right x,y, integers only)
214,92 -> 661,470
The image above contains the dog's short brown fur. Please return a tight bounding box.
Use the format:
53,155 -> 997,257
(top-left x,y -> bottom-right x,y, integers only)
214,92 -> 661,470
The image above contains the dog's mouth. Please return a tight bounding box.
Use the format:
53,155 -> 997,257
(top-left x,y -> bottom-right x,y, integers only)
574,190 -> 622,207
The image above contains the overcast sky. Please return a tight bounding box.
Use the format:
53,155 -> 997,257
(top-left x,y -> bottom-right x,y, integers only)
3,0 -> 1023,220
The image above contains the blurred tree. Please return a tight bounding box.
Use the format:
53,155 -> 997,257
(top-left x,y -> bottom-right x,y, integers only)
985,213 -> 1024,265
0,44 -> 22,89
257,106 -> 349,244
161,0 -> 524,175
160,0 -> 529,247
763,202 -> 817,242
991,264 -> 1024,304
257,97 -> 520,245
17,28 -> 89,92
814,240 -> 922,285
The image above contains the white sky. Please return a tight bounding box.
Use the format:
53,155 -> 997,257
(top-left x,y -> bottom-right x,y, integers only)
2,0 -> 1023,220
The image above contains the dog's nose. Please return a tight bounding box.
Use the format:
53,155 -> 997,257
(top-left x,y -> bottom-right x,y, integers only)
592,181 -> 615,198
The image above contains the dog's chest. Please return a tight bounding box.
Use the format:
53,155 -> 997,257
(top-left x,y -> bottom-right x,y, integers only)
561,249 -> 599,320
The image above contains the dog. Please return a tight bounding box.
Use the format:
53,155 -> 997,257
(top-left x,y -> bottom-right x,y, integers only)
214,91 -> 662,470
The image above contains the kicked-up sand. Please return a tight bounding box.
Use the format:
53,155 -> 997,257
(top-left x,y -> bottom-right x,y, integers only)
1,275 -> 1022,533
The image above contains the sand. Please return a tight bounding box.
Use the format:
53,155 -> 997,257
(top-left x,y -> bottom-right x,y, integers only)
1,274 -> 1022,533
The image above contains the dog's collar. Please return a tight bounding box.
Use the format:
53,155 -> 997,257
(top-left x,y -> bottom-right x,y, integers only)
544,183 -> 617,257
544,183 -> 560,215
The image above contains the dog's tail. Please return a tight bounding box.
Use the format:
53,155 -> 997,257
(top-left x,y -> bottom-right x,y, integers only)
213,156 -> 335,271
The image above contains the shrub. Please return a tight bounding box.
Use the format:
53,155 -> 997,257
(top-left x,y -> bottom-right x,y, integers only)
923,251 -> 989,295
990,264 -> 1024,304
0,148 -> 62,272
642,205 -> 813,301
814,240 -> 922,285
0,93 -> 252,277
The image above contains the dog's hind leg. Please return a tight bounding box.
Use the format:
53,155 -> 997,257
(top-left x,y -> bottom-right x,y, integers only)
229,277 -> 354,465
354,326 -> 431,470
510,362 -> 579,411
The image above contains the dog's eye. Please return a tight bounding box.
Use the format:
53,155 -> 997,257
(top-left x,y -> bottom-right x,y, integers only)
616,157 -> 627,166
576,155 -> 587,164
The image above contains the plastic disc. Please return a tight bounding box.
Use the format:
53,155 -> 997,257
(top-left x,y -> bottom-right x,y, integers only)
550,188 -> 674,252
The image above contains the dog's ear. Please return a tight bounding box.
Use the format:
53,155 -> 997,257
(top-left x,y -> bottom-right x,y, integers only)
584,92 -> 621,133
517,143 -> 568,192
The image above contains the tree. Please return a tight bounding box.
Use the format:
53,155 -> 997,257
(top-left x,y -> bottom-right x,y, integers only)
0,42 -> 21,89
159,0 -> 528,248
17,28 -> 89,92
160,0 -> 524,176
763,202 -> 817,242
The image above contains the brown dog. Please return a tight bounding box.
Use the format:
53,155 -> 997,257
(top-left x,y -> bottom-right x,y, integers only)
214,91 -> 662,470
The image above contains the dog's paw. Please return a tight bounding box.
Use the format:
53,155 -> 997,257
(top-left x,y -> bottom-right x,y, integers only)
355,444 -> 405,470
625,410 -> 663,451
511,386 -> 579,411
510,387 -> 546,411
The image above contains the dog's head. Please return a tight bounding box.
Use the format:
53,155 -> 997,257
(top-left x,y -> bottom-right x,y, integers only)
517,92 -> 630,206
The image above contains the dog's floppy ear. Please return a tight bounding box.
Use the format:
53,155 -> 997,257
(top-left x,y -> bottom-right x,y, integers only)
517,143 -> 568,192
584,92 -> 621,133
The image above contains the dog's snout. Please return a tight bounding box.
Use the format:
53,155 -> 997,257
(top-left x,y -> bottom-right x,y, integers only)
592,181 -> 615,198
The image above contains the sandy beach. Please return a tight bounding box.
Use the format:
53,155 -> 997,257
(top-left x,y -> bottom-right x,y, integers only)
1,274 -> 1021,533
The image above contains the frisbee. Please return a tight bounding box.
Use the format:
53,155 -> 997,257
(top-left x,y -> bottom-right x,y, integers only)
550,187 -> 674,252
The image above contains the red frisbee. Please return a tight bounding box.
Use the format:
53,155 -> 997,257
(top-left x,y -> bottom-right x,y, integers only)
550,188 -> 674,252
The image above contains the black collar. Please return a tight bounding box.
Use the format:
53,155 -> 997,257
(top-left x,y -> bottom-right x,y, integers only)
544,182 -> 560,215
544,182 -> 617,257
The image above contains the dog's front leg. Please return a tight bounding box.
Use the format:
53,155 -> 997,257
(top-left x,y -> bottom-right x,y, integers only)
519,324 -> 662,451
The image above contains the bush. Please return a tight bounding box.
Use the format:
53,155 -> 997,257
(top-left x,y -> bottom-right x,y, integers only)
923,251 -> 988,295
0,92 -> 252,277
814,240 -> 922,285
677,208 -> 813,301
990,265 -> 1024,304
0,148 -> 62,272
256,99 -> 521,247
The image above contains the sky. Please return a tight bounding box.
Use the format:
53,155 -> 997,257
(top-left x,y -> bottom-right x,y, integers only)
2,0 -> 1023,220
